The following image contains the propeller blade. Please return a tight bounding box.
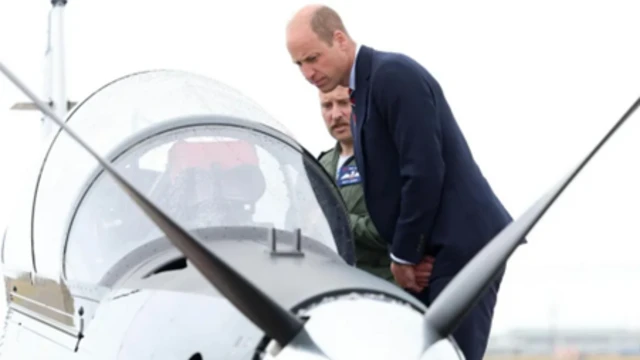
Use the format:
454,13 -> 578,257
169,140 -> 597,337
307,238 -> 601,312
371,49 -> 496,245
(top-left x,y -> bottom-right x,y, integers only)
0,61 -> 306,347
420,96 -> 640,350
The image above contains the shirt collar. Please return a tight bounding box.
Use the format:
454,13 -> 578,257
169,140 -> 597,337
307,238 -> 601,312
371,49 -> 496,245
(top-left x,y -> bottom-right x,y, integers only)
349,44 -> 361,92
335,141 -> 354,158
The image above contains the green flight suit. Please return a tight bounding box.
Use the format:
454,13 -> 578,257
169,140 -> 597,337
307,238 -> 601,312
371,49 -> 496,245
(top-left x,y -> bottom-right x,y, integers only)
318,143 -> 393,282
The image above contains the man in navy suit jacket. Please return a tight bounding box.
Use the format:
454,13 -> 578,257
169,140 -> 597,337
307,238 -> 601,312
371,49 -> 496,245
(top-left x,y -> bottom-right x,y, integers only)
286,5 -> 520,360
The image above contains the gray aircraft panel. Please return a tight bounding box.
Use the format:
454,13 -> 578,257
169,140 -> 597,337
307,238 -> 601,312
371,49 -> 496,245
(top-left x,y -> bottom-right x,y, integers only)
116,226 -> 426,313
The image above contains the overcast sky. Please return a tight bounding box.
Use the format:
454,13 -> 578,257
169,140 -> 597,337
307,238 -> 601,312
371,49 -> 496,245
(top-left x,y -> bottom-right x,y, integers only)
1,0 -> 640,334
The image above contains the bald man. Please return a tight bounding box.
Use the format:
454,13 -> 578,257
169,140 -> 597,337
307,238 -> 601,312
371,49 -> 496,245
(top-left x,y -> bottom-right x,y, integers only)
286,5 -> 521,360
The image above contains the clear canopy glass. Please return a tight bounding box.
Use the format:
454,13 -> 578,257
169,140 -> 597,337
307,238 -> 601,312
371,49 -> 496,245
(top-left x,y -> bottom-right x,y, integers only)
31,70 -> 354,284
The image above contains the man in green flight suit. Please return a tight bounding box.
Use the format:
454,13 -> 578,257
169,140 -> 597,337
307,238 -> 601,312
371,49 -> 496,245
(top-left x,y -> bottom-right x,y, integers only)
316,85 -> 395,281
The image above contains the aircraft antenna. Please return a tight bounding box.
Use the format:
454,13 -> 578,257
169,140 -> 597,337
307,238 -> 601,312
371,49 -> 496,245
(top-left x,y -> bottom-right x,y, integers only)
9,0 -> 76,143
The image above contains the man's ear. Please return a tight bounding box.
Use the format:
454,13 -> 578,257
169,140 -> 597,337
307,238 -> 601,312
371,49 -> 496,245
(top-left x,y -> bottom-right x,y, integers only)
334,30 -> 348,49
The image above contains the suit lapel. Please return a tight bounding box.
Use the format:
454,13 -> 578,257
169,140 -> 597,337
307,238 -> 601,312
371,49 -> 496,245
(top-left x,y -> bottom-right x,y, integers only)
354,46 -> 373,134
354,87 -> 368,137
352,45 -> 373,180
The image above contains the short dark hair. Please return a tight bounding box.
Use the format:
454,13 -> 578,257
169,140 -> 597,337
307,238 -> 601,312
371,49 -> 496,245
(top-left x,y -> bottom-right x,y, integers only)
310,6 -> 349,45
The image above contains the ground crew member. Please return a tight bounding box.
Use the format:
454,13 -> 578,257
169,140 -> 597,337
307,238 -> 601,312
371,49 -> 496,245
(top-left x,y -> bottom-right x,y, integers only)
316,86 -> 432,284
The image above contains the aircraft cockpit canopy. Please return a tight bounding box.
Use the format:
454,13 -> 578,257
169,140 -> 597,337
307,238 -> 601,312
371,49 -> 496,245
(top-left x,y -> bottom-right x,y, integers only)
30,70 -> 354,284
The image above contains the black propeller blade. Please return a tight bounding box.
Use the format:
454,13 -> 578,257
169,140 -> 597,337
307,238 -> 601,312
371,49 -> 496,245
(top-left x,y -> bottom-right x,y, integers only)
420,96 -> 640,352
0,62 -> 306,348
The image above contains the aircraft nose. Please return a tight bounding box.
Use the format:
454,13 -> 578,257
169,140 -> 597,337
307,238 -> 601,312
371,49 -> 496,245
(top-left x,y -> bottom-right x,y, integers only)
261,295 -> 464,360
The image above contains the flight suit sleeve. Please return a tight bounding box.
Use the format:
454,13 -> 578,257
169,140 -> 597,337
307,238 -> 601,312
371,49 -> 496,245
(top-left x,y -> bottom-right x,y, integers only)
317,150 -> 330,161
349,213 -> 387,251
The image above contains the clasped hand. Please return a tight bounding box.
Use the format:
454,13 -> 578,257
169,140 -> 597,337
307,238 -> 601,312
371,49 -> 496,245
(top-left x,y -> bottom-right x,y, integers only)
390,256 -> 435,293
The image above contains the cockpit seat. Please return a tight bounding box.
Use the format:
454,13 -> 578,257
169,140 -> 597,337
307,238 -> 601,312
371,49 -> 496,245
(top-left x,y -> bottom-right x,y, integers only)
164,140 -> 267,224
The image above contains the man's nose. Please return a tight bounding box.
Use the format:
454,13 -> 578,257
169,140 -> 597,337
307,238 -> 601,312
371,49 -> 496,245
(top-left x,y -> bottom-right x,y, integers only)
301,64 -> 316,81
330,108 -> 344,122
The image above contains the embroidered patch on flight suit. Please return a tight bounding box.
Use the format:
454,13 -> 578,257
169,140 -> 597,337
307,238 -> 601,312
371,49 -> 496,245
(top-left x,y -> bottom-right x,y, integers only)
337,165 -> 362,187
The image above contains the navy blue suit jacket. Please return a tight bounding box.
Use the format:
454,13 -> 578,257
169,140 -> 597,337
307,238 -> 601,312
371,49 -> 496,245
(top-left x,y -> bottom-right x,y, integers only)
350,45 -> 516,268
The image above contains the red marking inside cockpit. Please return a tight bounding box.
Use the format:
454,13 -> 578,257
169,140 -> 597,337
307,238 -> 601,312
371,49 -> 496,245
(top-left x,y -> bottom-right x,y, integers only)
167,140 -> 259,181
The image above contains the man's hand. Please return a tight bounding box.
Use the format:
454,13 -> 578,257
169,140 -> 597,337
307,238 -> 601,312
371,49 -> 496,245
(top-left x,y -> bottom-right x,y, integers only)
415,256 -> 434,289
391,256 -> 435,293
390,262 -> 421,292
